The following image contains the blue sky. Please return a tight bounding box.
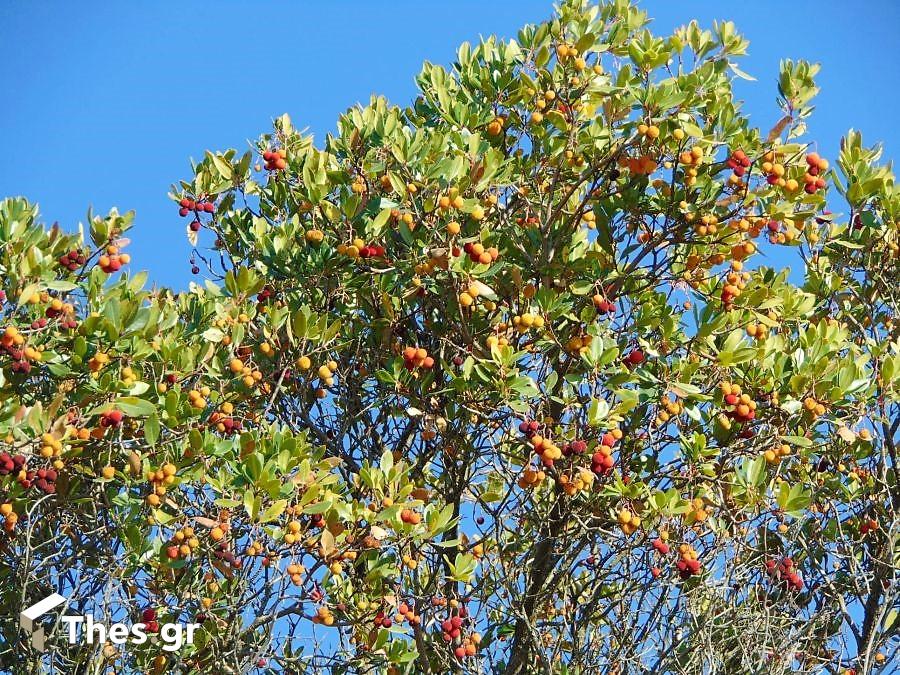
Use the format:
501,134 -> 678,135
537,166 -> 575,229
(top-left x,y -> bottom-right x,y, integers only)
1,1 -> 897,289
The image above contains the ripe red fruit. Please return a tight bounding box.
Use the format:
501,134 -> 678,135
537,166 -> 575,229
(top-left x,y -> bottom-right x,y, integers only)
102,409 -> 124,427
625,349 -> 645,365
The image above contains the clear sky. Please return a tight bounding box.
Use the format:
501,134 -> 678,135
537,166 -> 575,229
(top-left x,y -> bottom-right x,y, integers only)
1,1 -> 897,289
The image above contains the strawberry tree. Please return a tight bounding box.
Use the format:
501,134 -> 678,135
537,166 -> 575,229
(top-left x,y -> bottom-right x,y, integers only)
1,1 -> 898,673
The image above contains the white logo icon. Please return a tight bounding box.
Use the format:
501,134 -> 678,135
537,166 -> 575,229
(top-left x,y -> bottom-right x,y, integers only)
20,593 -> 67,651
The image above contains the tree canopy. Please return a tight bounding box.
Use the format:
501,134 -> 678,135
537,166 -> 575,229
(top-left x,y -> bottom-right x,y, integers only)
1,1 -> 898,673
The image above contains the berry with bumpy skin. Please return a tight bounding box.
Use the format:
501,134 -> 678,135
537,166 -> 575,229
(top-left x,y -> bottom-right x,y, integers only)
765,557 -> 804,592
592,293 -> 615,315
101,409 -> 124,428
263,149 -> 287,171
720,382 -> 757,423
58,249 -> 87,272
675,544 -> 702,579
98,245 -> 130,274
590,428 -> 620,476
803,153 -> 829,194
726,149 -> 751,177
402,346 -> 434,371
625,349 -> 645,366
463,241 -> 499,265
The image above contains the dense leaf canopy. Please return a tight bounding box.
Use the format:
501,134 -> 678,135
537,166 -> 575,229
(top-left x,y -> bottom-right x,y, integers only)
1,1 -> 898,673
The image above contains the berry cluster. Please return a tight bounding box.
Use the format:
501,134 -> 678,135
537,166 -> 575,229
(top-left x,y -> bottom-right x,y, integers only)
141,608 -> 161,634
0,503 -> 18,533
373,609 -> 394,629
212,542 -> 242,569
720,269 -> 748,308
726,149 -> 751,177
803,153 -> 828,194
97,244 -> 130,274
304,229 -> 325,245
395,601 -> 421,626
720,382 -> 757,423
38,433 -> 63,459
178,197 -> 216,218
765,557 -> 803,592
144,463 -> 176,507
402,346 -> 434,371
557,467 -> 595,496
262,149 -> 287,171
623,348 -> 645,366
621,154 -> 658,175
561,439 -> 587,457
439,605 -> 478,659
57,248 -> 87,272
651,536 -> 670,555
400,508 -> 422,525
565,332 -> 593,356
676,543 -> 702,579
511,312 -> 545,333
256,287 -> 275,305
590,430 -> 618,476
859,517 -> 879,536
0,452 -> 26,476
100,409 -> 124,428
678,146 -> 704,187
617,508 -> 642,535
209,407 -> 242,435
462,241 -> 499,265
763,443 -> 792,465
518,419 -> 562,466
165,526 -> 199,560
517,466 -> 546,489
515,215 -> 540,229
486,116 -> 505,136
337,240 -> 385,260
2,326 -> 41,374
312,605 -> 334,626
286,561 -> 306,586
592,293 -> 615,315
22,467 -> 58,494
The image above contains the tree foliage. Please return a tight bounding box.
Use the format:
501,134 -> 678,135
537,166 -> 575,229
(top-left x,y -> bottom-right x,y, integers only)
1,1 -> 898,673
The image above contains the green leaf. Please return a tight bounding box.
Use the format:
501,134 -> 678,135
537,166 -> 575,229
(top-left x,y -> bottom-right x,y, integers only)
144,413 -> 160,446
260,499 -> 287,523
114,396 -> 156,418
